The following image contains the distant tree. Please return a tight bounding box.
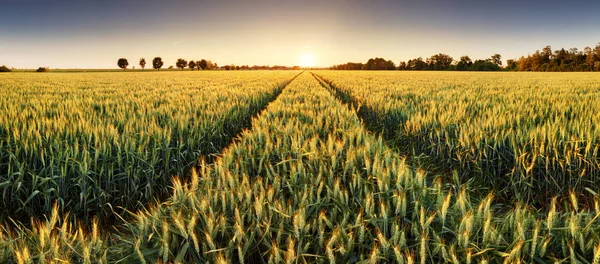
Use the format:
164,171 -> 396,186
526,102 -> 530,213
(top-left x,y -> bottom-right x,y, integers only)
139,58 -> 146,70
176,58 -> 187,70
457,56 -> 473,71
362,57 -> 395,70
517,56 -> 531,71
188,60 -> 196,70
428,53 -> 453,70
224,65 -> 231,70
36,67 -> 49,72
0,65 -> 11,72
398,61 -> 407,70
594,43 -> 600,70
506,59 -> 517,70
195,61 -> 201,70
117,58 -> 129,70
152,57 -> 164,70
471,59 -> 501,71
333,42 -> 600,72
542,45 -> 553,63
406,57 -> 427,70
491,54 -> 502,66
584,46 -> 594,66
168,65 -> 174,70
199,59 -> 208,70
331,62 -> 364,70
514,44 -> 600,72
385,60 -> 396,70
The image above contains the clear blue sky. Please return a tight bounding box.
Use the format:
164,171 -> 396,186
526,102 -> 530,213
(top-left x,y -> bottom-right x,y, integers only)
1,0 -> 599,68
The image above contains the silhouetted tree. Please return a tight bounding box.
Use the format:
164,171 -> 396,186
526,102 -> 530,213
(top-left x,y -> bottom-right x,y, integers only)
188,60 -> 196,70
331,62 -> 364,70
195,61 -> 201,70
506,59 -> 517,70
542,45 -> 553,64
362,57 -> 395,70
457,56 -> 473,71
428,53 -> 453,70
386,60 -> 396,70
491,54 -> 502,66
152,57 -> 164,70
471,59 -> 501,71
117,58 -> 129,70
176,58 -> 187,70
406,57 -> 427,70
397,61 -> 407,70
139,58 -> 146,70
199,59 -> 208,70
0,65 -> 11,72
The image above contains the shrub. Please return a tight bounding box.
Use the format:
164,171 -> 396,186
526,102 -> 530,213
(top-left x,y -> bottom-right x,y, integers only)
36,67 -> 49,72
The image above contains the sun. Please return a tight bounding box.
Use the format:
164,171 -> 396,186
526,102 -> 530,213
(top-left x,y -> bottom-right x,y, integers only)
298,53 -> 315,68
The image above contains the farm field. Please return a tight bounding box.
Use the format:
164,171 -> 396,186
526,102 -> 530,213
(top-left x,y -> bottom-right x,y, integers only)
0,71 -> 298,221
315,71 -> 600,204
1,71 -> 600,263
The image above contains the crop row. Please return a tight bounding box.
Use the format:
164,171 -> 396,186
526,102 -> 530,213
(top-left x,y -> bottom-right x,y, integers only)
314,71 -> 600,204
0,71 -> 298,221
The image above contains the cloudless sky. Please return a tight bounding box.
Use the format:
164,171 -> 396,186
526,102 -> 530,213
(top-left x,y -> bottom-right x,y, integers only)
1,0 -> 599,69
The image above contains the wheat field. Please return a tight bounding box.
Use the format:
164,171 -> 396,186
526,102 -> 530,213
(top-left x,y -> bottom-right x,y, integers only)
0,71 -> 599,263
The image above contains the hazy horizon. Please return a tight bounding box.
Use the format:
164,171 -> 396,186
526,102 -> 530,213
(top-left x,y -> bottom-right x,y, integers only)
1,0 -> 600,69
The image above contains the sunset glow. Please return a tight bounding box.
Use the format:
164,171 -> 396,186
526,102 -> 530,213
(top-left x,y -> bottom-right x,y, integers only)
298,53 -> 316,68
1,0 -> 599,69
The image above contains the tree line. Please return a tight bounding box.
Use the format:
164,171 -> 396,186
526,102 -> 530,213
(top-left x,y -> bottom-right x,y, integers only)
3,42 -> 599,72
117,57 -> 302,71
117,57 -> 217,71
331,54 -> 503,71
331,42 -> 600,72
510,44 -> 600,71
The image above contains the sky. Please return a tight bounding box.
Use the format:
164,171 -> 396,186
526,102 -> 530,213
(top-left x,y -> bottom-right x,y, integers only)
1,0 -> 599,69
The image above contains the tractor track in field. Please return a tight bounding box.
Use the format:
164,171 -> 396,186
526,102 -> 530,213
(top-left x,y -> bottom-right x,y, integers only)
309,72 -> 591,209
310,72 -> 403,151
199,71 -> 303,165
310,72 -> 384,134
309,72 -> 451,190
123,71 -> 305,224
310,71 -> 487,187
